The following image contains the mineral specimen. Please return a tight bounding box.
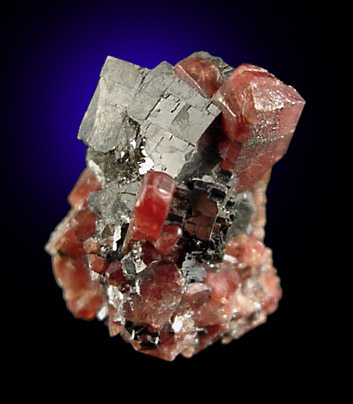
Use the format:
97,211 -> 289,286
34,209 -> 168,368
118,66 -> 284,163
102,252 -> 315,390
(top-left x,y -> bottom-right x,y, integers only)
46,52 -> 305,361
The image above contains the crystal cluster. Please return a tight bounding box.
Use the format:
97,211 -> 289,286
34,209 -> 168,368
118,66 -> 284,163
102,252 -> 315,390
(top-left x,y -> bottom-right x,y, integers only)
46,52 -> 305,360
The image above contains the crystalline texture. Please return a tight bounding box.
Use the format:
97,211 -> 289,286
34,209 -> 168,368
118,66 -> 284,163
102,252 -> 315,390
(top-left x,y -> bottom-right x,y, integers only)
213,63 -> 305,191
125,171 -> 176,244
46,52 -> 305,360
46,168 -> 103,320
174,56 -> 224,98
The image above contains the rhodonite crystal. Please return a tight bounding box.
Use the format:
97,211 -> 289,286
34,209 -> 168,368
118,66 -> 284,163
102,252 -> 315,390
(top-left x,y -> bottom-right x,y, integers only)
46,52 -> 305,361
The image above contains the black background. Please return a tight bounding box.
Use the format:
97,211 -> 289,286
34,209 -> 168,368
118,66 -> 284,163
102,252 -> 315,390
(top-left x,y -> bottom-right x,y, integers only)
3,0 -> 335,390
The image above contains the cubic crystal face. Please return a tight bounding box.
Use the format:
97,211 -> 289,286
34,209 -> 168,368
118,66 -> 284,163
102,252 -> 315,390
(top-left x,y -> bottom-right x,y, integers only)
46,52 -> 305,361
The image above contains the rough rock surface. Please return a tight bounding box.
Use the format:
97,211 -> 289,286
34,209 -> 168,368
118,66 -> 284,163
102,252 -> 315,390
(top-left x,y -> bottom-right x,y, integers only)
46,52 -> 305,361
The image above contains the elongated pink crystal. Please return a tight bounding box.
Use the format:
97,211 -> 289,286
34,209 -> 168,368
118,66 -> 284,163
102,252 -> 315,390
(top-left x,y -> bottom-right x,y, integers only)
125,171 -> 176,245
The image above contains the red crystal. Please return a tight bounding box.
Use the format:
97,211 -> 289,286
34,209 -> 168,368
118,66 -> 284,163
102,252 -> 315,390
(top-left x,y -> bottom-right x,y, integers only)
213,63 -> 305,142
206,268 -> 239,304
70,203 -> 99,241
140,242 -> 162,265
184,191 -> 218,241
53,255 -> 102,320
83,237 -> 100,254
213,63 -> 305,191
68,167 -> 102,208
219,134 -> 293,192
182,282 -> 211,303
174,57 -> 224,98
47,169 -> 103,320
126,171 -> 176,244
54,204 -> 99,257
140,241 -> 183,266
65,289 -> 102,320
106,261 -> 129,292
192,296 -> 227,328
154,224 -> 182,254
134,322 -> 195,361
55,226 -> 85,258
225,233 -> 266,268
87,254 -> 109,274
125,261 -> 184,331
47,54 -> 304,361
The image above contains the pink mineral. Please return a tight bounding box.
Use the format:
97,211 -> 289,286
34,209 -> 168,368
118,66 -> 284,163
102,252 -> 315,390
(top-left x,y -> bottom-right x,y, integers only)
124,261 -> 184,331
155,224 -> 183,254
124,171 -> 176,246
174,56 -> 224,98
68,167 -> 102,208
213,63 -> 305,142
46,170 -> 103,320
213,63 -> 305,191
46,52 -> 305,360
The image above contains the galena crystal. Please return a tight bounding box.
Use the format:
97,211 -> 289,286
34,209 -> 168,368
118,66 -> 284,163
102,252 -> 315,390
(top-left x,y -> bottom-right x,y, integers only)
46,51 -> 305,361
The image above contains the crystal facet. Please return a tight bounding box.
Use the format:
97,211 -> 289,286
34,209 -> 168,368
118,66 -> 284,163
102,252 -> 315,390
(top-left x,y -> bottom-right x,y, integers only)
213,63 -> 305,191
129,171 -> 176,243
174,56 -> 224,98
46,52 -> 305,360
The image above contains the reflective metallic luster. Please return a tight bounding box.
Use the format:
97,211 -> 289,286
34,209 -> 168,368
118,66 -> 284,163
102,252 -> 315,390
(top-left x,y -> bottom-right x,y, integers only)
107,285 -> 125,323
131,242 -> 147,274
96,304 -> 109,321
181,256 -> 207,283
46,51 -> 304,360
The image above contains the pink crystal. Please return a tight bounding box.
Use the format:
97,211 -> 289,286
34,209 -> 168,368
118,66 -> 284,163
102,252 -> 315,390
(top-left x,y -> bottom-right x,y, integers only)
213,63 -> 304,142
68,167 -> 102,208
124,261 -> 184,331
46,53 -> 305,361
213,63 -> 305,191
154,224 -> 183,254
53,255 -> 102,320
87,254 -> 109,274
106,261 -> 129,292
174,56 -> 224,98
125,171 -> 176,245
47,171 -> 103,320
